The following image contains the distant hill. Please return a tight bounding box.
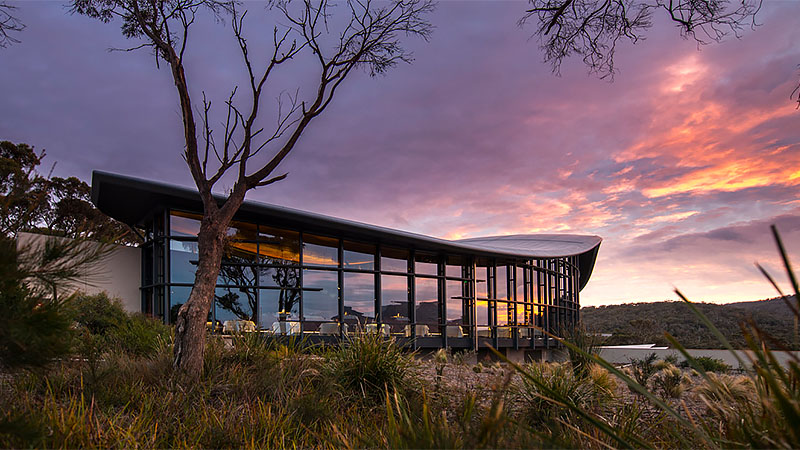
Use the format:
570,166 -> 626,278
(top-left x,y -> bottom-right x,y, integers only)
581,296 -> 799,349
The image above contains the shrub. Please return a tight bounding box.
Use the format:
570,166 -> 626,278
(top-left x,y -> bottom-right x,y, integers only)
652,364 -> 689,399
565,324 -> 602,379
69,292 -> 170,358
680,356 -> 731,373
516,362 -> 615,428
629,353 -> 659,387
0,236 -> 74,370
325,333 -> 417,400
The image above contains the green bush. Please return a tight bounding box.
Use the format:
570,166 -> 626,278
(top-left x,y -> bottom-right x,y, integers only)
69,292 -> 171,358
516,362 -> 615,429
680,356 -> 731,373
325,333 -> 417,400
652,364 -> 689,399
0,236 -> 74,370
629,352 -> 659,387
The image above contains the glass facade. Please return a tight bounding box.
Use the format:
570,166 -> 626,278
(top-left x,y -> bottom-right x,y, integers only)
139,208 -> 582,349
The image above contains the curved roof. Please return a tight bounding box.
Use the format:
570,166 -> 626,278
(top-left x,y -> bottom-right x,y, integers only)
92,171 -> 601,290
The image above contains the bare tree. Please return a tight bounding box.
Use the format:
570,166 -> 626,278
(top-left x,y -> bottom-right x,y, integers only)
0,1 -> 24,48
520,0 -> 761,79
71,0 -> 434,381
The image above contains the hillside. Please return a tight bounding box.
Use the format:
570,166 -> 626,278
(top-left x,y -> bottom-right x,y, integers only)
581,296 -> 798,349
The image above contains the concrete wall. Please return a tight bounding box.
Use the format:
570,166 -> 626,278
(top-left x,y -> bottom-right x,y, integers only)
598,347 -> 800,369
18,232 -> 141,313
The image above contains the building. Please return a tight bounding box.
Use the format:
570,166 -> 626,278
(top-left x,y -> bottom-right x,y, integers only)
91,171 -> 601,352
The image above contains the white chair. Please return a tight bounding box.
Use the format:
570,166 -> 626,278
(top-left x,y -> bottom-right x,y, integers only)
224,320 -> 255,333
404,324 -> 430,337
365,323 -> 391,337
271,321 -> 300,335
319,322 -> 348,336
446,325 -> 464,338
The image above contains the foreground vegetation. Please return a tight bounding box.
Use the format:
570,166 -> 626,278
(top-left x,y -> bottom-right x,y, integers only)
1,227 -> 798,448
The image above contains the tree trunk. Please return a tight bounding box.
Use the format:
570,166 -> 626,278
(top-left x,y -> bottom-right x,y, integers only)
172,216 -> 227,380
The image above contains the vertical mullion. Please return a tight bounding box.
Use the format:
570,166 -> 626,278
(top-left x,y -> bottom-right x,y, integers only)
338,239 -> 344,339
298,231 -> 305,336
375,244 -> 382,327
408,249 -> 416,349
439,255 -> 447,349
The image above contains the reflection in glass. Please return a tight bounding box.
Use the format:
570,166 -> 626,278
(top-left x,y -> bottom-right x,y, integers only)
516,266 -> 524,301
445,262 -> 462,278
170,240 -> 198,283
381,275 -> 408,333
344,241 -> 374,270
497,301 -> 508,326
496,265 -> 508,300
303,234 -> 338,267
258,226 -> 300,264
260,288 -> 299,330
381,247 -> 408,273
219,242 -> 257,287
227,220 -> 257,240
476,266 -> 488,299
344,272 -> 374,328
518,303 -> 529,326
302,270 -> 338,331
476,300 -> 489,326
445,280 -> 463,325
169,286 -> 192,324
415,277 -> 438,333
415,253 -> 438,276
214,287 -> 256,323
170,211 -> 201,237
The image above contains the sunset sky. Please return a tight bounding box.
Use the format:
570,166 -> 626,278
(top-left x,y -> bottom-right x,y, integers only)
2,0 -> 799,306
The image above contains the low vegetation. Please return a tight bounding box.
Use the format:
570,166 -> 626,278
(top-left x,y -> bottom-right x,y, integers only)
1,228 -> 798,448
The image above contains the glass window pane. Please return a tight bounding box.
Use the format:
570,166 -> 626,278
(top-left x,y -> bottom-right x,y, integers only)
445,255 -> 464,278
516,266 -> 524,301
496,265 -> 507,300
227,220 -> 257,240
170,240 -> 198,284
302,270 -> 339,332
445,280 -> 463,325
259,288 -> 299,330
258,226 -> 300,264
170,211 -> 201,237
303,234 -> 338,267
476,300 -> 489,326
518,303 -> 529,326
415,253 -> 438,276
259,264 -> 300,289
476,266 -> 488,299
344,241 -> 374,270
497,301 -> 508,326
381,247 -> 408,273
381,275 -> 409,333
415,277 -> 439,334
215,287 -> 256,323
217,263 -> 257,287
344,272 -> 374,329
169,286 -> 193,324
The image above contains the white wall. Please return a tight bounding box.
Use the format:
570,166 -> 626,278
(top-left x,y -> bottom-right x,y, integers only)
17,232 -> 141,313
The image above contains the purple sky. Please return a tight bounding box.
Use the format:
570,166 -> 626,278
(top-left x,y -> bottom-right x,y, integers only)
2,0 -> 799,306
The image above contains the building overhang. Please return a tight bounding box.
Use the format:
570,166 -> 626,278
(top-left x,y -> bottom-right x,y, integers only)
92,170 -> 601,290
